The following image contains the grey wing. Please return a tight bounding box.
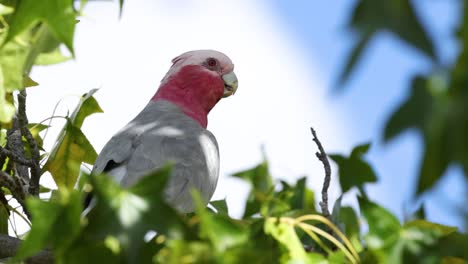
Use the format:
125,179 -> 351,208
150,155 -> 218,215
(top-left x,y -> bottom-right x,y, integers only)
92,131 -> 135,180
123,128 -> 220,213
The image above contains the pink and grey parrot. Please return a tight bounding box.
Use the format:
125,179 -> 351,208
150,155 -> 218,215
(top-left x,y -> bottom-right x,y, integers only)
91,50 -> 238,213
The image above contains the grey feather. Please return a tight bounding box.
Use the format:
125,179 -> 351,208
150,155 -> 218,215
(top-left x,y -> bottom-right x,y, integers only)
93,100 -> 219,213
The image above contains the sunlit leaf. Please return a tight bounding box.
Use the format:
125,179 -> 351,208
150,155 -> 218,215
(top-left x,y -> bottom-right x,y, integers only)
4,0 -> 77,55
42,89 -> 102,190
34,48 -> 70,65
0,3 -> 13,15
264,217 -> 310,263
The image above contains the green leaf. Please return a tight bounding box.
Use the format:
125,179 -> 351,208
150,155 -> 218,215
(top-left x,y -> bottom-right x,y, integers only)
34,48 -> 70,65
329,143 -> 377,193
338,206 -> 363,252
3,0 -> 77,55
193,191 -> 249,252
358,197 -> 400,250
384,76 -> 434,142
0,3 -> 14,15
350,0 -> 435,58
43,89 -> 102,190
23,75 -> 39,87
264,217 -> 310,263
70,89 -> 103,128
338,0 -> 436,88
42,122 -> 96,189
0,76 -> 15,123
0,40 -> 29,92
210,199 -> 229,215
154,240 -> 214,264
336,30 -> 373,87
403,220 -> 457,236
14,190 -> 82,261
233,159 -> 274,218
64,167 -> 186,264
232,159 -> 273,193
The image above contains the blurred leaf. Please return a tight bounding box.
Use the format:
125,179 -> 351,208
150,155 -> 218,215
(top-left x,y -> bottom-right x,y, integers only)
64,167 -> 186,264
23,75 -> 38,87
441,257 -> 467,264
359,197 -> 400,250
0,3 -> 13,15
210,199 -> 229,215
193,191 -> 249,252
0,128 -> 6,147
337,30 -> 372,87
328,251 -> 347,264
43,89 -> 102,190
403,220 -> 457,236
338,206 -> 363,252
3,0 -> 77,55
0,83 -> 15,123
384,76 -> 434,142
232,159 -> 272,193
34,48 -> 70,65
233,159 -> 273,218
288,177 -> 316,212
264,217 -> 310,263
338,0 -> 436,88
155,240 -> 214,264
0,203 -> 8,234
0,34 -> 29,92
330,143 -> 377,193
15,190 -> 82,261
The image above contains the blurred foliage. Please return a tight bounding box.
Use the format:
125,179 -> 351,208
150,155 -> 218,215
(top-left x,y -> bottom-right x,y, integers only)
340,0 -> 468,198
0,0 -> 466,263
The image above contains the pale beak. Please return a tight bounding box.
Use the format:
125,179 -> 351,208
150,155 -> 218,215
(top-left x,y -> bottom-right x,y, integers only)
222,72 -> 238,98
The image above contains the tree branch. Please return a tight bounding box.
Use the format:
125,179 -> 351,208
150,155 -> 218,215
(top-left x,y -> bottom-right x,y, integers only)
18,90 -> 41,196
6,119 -> 30,182
310,127 -> 331,218
0,147 -> 35,167
0,234 -> 53,264
0,170 -> 29,219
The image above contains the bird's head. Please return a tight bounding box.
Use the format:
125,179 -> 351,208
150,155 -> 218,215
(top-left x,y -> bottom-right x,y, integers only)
152,50 -> 238,128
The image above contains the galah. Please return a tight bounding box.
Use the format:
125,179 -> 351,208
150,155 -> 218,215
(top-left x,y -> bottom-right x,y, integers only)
91,50 -> 238,213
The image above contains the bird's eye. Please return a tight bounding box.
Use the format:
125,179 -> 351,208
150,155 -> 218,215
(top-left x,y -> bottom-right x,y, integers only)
206,58 -> 218,69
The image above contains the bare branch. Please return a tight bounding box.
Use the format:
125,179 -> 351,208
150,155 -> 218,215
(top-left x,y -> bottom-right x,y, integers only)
0,170 -> 29,218
0,147 -> 35,167
310,127 -> 331,218
0,234 -> 53,264
6,120 -> 30,182
18,90 -> 42,196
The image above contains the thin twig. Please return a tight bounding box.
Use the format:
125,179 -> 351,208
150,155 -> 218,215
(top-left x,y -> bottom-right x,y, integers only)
18,90 -> 41,196
310,127 -> 331,218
